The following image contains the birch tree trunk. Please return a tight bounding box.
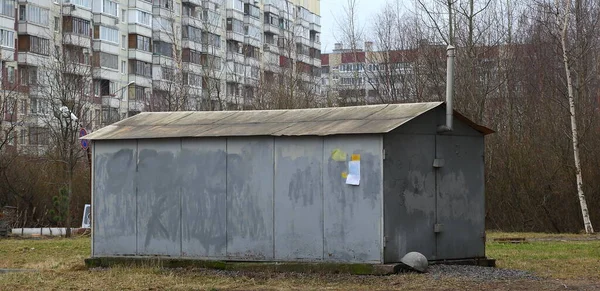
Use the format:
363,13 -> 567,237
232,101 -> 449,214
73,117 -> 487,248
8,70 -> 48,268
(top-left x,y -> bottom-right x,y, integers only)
558,0 -> 594,234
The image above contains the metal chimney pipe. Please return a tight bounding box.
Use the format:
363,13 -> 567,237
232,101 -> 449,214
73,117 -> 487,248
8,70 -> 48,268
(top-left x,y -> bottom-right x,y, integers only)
438,45 -> 455,133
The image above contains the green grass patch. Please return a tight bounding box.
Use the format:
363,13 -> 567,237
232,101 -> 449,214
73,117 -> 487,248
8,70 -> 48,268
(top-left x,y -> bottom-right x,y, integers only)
1,233 -> 599,290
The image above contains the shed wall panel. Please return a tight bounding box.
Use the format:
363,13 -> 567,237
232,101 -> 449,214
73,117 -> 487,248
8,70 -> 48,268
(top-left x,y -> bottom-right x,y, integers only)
226,137 -> 275,260
92,141 -> 137,256
382,134 -> 436,262
180,138 -> 227,257
435,135 -> 485,259
322,136 -> 383,263
274,137 -> 324,260
136,140 -> 181,256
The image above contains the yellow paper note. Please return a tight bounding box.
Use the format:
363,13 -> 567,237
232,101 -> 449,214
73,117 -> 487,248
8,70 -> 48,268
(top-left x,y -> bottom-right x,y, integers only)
331,149 -> 347,161
341,172 -> 348,178
351,154 -> 360,161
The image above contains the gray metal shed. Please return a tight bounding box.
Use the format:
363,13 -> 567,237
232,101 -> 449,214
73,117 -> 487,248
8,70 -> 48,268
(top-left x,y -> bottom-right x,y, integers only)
85,102 -> 493,264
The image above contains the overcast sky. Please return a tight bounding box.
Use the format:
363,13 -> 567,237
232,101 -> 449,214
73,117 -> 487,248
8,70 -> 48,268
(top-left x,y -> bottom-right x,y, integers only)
320,0 -> 387,53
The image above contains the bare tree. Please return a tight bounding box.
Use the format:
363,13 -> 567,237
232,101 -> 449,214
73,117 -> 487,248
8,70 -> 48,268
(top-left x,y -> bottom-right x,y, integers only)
35,23 -> 96,237
554,0 -> 594,233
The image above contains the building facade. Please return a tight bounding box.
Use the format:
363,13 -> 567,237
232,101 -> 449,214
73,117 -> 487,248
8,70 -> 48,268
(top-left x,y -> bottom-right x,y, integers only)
321,41 -> 449,106
0,0 -> 321,153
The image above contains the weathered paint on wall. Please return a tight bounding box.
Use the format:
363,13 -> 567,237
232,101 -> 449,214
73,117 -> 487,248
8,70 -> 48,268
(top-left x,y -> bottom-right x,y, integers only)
93,136 -> 384,263
383,106 -> 486,262
323,136 -> 383,263
180,138 -> 227,257
383,134 -> 436,262
435,135 -> 485,259
226,137 -> 275,260
137,140 -> 181,256
274,137 -> 324,260
93,141 -> 137,256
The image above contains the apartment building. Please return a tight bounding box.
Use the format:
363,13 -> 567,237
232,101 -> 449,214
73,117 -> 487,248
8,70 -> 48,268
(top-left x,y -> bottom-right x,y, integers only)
0,0 -> 321,153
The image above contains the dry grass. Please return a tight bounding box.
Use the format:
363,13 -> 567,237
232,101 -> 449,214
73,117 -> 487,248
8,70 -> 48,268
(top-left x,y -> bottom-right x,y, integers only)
0,233 -> 599,290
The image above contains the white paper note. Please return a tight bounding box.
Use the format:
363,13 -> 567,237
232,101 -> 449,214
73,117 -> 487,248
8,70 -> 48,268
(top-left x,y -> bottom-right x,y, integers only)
346,160 -> 360,185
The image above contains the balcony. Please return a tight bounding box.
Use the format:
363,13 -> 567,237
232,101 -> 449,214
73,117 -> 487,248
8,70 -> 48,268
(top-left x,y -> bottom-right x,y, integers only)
128,23 -> 152,37
244,15 -> 261,28
128,49 -> 153,63
128,74 -> 152,87
18,52 -> 48,67
226,9 -> 244,21
181,39 -> 202,51
181,0 -> 202,6
226,31 -> 244,43
17,22 -> 47,36
296,36 -> 310,47
62,34 -> 92,48
313,57 -> 321,67
182,62 -> 203,74
61,4 -> 93,20
92,40 -> 120,54
92,13 -> 119,26
127,0 -> 152,12
264,3 -> 278,15
310,22 -> 321,33
152,55 -> 174,67
102,95 -> 120,108
128,99 -> 146,112
264,24 -> 279,35
181,15 -> 202,27
244,36 -> 260,48
226,52 -> 244,63
93,67 -> 120,80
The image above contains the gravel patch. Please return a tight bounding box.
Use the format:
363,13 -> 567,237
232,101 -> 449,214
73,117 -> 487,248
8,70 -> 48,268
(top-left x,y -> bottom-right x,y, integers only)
427,264 -> 540,281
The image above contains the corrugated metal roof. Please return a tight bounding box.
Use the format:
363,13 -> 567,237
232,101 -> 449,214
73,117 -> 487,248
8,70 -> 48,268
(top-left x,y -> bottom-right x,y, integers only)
84,102 -> 493,140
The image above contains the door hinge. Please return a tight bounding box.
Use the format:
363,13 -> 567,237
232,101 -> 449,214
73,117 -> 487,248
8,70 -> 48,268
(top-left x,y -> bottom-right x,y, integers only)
434,223 -> 444,233
433,158 -> 445,168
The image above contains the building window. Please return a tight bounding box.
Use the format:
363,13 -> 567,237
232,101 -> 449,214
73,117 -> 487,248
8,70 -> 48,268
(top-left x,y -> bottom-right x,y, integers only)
182,48 -> 201,65
19,129 -> 27,145
121,60 -> 126,74
129,60 -> 152,77
64,17 -> 91,36
153,0 -> 172,9
0,29 -> 14,48
19,100 -> 27,114
121,35 -> 126,49
244,25 -> 261,39
0,0 -> 14,17
96,26 -> 119,43
54,17 -> 60,31
226,18 -> 243,34
64,0 -> 92,9
30,98 -> 48,115
19,5 -> 50,26
203,32 -> 221,48
102,0 -> 118,17
153,41 -> 173,57
153,17 -> 173,31
93,52 -> 119,70
132,9 -> 152,26
29,127 -> 49,145
7,66 -> 14,83
121,9 -> 126,22
231,0 -> 242,11
18,35 -> 50,56
182,25 -> 202,42
129,34 -> 152,51
244,4 -> 260,19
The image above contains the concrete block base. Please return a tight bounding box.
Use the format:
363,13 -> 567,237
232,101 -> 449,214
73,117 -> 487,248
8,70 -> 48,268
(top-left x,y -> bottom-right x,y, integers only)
85,256 -> 496,275
85,257 -> 405,275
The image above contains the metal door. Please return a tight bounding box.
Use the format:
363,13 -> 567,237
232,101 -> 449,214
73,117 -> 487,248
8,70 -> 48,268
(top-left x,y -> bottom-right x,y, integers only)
435,135 -> 485,260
